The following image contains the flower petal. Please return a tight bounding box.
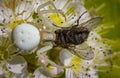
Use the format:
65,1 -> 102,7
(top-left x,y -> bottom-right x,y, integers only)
15,1 -> 32,20
59,49 -> 72,66
0,67 -> 5,76
65,69 -> 74,78
33,67 -> 53,78
7,56 -> 27,74
61,1 -> 87,26
54,0 -> 69,10
13,70 -> 29,78
0,3 -> 13,24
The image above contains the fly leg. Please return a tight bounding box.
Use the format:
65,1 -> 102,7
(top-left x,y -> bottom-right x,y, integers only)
73,11 -> 87,27
60,30 -> 68,48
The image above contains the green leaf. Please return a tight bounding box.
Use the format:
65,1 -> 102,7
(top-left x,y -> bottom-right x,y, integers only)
98,66 -> 120,78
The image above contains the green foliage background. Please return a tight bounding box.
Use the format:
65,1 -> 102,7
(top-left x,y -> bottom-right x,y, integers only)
85,0 -> 120,78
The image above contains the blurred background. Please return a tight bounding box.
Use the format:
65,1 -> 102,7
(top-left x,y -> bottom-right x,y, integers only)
85,0 -> 120,78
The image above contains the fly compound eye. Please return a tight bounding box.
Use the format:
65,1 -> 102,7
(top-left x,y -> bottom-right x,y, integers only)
12,23 -> 40,51
55,29 -> 61,34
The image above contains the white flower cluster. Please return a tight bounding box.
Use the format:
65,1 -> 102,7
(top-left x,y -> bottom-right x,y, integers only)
0,0 -> 112,78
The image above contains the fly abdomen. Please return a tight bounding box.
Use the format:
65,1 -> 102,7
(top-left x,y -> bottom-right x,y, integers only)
54,27 -> 89,48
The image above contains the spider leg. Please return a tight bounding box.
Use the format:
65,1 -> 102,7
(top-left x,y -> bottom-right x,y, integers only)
46,58 -> 73,69
38,10 -> 62,15
40,29 -> 55,42
37,43 -> 53,54
37,1 -> 66,21
52,23 -> 61,28
37,1 -> 57,11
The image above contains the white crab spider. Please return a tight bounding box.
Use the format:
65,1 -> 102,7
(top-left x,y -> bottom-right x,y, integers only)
36,1 -> 72,69
36,0 -> 102,69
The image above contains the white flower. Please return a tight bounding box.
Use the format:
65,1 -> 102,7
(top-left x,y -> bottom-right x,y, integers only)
37,0 -> 88,28
0,55 -> 27,78
36,0 -> 112,78
0,0 -> 40,78
59,32 -> 111,78
0,0 -> 113,78
0,0 -> 40,29
0,26 -> 10,37
7,56 -> 27,74
0,32 -> 28,78
33,67 -> 54,78
13,69 -> 29,78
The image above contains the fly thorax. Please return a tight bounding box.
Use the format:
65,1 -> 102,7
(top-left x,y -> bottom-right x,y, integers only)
78,30 -> 90,41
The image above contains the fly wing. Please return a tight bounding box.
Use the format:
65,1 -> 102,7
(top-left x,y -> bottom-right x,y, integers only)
68,43 -> 94,60
79,16 -> 102,31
